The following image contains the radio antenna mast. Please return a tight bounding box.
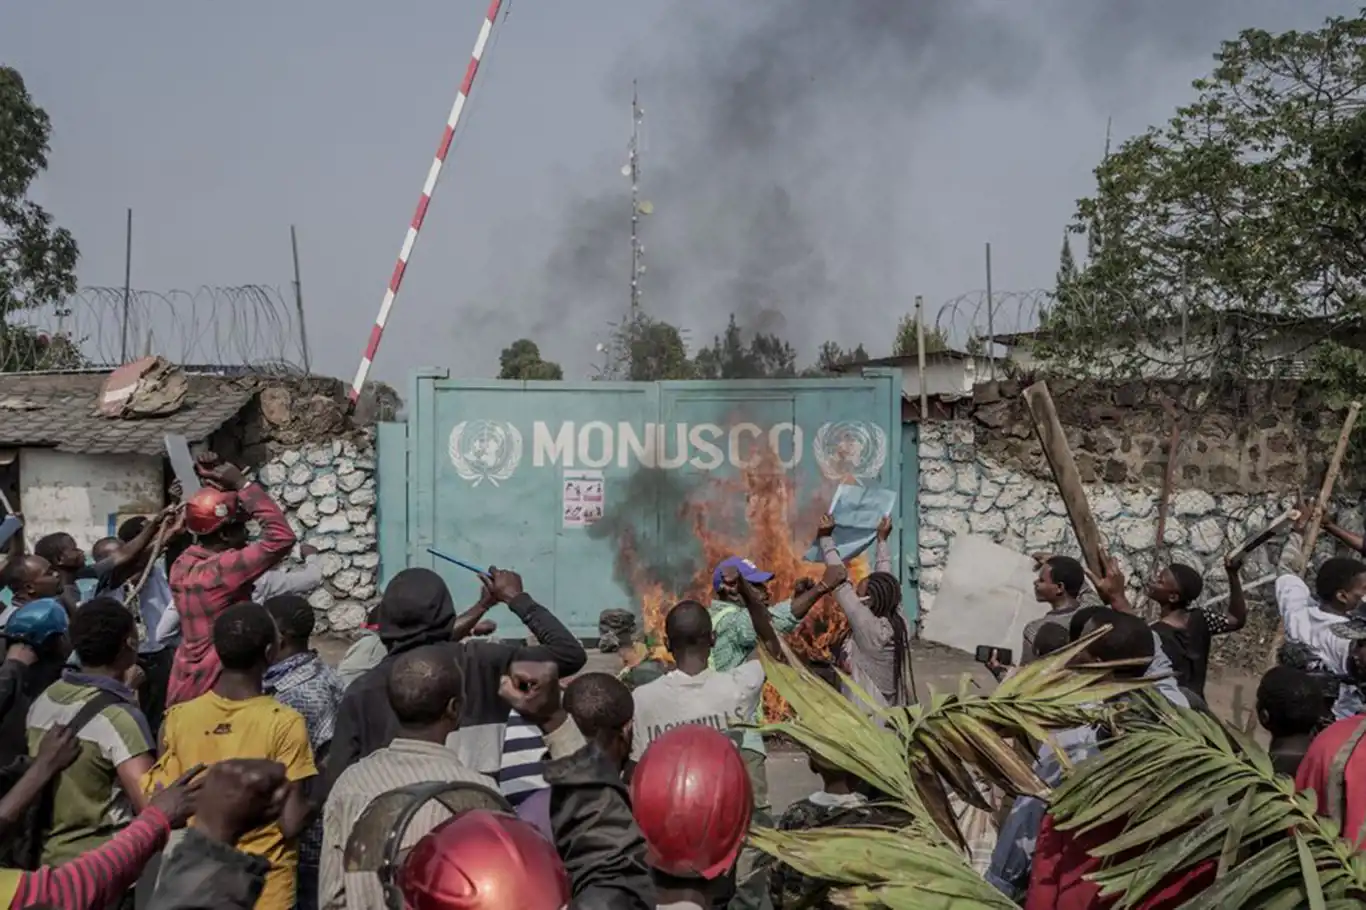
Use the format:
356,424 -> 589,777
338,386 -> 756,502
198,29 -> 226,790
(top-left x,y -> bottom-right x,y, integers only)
628,80 -> 645,315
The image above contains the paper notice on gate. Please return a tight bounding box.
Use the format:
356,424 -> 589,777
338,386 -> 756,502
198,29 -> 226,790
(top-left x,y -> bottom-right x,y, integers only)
920,535 -> 1046,655
562,470 -> 605,528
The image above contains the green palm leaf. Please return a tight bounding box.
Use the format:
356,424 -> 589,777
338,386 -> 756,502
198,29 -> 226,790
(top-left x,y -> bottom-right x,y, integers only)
748,626 -> 1156,906
750,827 -> 1019,909
1048,691 -> 1366,908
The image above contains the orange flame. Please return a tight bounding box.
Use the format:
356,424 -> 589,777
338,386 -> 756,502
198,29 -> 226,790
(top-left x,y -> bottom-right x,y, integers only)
619,448 -> 868,720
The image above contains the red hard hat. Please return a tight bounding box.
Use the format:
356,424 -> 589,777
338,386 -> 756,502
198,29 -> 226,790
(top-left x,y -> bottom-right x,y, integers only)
400,809 -> 570,910
629,724 -> 754,880
184,487 -> 240,535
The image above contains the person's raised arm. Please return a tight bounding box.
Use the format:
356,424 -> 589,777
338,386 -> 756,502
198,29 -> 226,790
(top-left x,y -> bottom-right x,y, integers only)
723,565 -> 782,661
201,462 -> 297,582
104,509 -> 169,576
498,664 -> 654,910
787,578 -> 827,622
10,766 -> 198,910
253,561 -> 324,602
1083,552 -> 1133,613
1215,552 -> 1249,634
1278,506 -> 1309,578
875,514 -> 893,573
0,726 -> 78,838
1323,516 -> 1366,556
486,568 -> 586,676
7,510 -> 24,561
451,583 -> 498,641
817,514 -> 890,655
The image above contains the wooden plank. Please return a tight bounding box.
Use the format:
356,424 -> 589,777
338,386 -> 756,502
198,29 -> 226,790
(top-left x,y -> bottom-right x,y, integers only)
1265,401 -> 1361,668
1022,380 -> 1108,578
1295,401 -> 1361,574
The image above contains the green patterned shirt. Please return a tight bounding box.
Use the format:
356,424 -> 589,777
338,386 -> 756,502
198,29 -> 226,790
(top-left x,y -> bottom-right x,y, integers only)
707,599 -> 799,755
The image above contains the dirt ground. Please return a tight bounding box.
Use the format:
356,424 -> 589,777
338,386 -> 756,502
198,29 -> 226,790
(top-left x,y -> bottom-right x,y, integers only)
313,634 -> 1268,815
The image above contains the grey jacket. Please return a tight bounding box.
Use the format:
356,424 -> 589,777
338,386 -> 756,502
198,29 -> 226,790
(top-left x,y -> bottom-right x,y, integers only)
148,828 -> 270,910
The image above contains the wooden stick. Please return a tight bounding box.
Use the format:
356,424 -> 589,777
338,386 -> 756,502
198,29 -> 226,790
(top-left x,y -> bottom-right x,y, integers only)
1296,401 -> 1361,574
1153,400 -> 1181,569
1265,401 -> 1361,668
1022,380 -> 1107,578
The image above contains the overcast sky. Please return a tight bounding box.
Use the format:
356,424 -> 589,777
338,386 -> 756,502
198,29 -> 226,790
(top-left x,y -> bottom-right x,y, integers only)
4,1 -> 1351,384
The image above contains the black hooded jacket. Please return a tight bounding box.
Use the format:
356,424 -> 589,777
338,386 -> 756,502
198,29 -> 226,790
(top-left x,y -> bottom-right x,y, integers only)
326,568 -> 586,786
542,725 -> 654,910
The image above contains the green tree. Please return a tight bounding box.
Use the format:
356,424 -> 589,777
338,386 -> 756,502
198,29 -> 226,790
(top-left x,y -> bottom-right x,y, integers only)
807,340 -> 870,375
1037,12 -> 1366,384
498,338 -> 563,380
600,312 -> 694,381
692,314 -> 799,379
1041,230 -> 1081,328
892,314 -> 950,357
1,67 -> 79,370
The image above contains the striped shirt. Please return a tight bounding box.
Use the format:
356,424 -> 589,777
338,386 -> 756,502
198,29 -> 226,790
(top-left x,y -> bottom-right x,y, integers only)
320,738 -> 497,910
0,806 -> 172,910
498,709 -> 549,807
26,676 -> 154,866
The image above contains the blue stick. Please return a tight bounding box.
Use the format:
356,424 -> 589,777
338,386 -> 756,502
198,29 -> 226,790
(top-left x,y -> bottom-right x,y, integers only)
426,547 -> 488,576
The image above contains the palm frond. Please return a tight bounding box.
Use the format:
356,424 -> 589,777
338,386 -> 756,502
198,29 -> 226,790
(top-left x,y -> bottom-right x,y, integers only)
1048,691 -> 1366,909
748,626 -> 1157,906
749,826 -> 1019,910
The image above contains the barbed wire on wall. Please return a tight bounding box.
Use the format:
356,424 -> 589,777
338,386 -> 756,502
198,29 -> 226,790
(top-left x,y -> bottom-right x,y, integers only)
930,289 -> 1051,349
1,285 -> 308,374
928,288 -> 1330,385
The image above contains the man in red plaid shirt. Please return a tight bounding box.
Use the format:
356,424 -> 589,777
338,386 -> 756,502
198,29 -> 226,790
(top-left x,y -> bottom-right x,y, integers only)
166,458 -> 297,708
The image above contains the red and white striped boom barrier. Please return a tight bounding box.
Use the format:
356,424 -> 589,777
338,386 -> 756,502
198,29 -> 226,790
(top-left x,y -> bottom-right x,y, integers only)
348,0 -> 504,405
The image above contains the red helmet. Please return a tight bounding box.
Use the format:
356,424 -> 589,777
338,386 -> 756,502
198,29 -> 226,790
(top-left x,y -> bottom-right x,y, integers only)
400,809 -> 570,910
184,488 -> 239,535
629,724 -> 754,880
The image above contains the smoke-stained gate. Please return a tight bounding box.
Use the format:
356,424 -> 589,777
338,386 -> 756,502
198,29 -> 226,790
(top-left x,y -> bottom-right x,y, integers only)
378,368 -> 915,638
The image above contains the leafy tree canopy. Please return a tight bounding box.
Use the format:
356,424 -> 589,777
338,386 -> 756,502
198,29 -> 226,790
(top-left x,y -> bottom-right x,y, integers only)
693,313 -> 798,380
1,66 -> 79,370
893,314 -> 951,358
498,337 -> 563,380
1039,12 -> 1366,391
598,312 -> 695,381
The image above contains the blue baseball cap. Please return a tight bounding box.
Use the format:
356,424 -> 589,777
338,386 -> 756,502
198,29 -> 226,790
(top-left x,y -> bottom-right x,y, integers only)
4,598 -> 69,646
712,557 -> 774,592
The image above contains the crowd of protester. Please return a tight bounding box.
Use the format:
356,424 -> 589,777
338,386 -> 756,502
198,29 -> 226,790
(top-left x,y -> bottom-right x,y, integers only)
2,447 -> 1366,909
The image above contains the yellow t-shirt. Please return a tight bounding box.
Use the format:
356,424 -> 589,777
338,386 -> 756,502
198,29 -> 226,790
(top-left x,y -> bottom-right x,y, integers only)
146,692 -> 316,910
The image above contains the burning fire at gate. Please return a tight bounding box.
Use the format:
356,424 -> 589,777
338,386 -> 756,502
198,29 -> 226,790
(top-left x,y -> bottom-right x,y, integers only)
608,450 -> 868,721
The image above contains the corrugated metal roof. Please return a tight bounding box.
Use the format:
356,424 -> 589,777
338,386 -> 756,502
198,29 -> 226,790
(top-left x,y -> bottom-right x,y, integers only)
0,372 -> 256,455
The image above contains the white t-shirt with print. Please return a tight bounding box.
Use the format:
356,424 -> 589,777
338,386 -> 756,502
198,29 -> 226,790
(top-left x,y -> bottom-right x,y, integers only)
630,663 -> 766,761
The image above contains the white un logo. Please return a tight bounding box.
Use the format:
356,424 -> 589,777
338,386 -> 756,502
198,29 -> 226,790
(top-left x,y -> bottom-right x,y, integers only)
448,421 -> 523,487
812,421 -> 887,483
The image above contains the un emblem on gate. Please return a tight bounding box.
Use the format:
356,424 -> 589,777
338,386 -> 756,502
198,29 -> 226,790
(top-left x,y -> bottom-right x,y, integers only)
812,421 -> 887,483
448,421 -> 523,487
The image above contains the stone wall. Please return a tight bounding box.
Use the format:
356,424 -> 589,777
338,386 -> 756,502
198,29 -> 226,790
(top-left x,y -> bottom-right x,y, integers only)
254,432 -> 379,633
918,381 -> 1365,671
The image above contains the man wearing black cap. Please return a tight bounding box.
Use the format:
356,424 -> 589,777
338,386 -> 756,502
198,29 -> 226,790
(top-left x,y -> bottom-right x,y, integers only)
326,566 -> 586,787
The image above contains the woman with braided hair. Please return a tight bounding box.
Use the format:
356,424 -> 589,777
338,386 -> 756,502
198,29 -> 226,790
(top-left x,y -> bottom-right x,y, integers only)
816,513 -> 915,709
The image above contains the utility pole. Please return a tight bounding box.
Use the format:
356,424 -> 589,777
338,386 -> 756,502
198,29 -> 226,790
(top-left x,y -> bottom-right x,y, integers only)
628,79 -> 645,316
290,225 -> 312,376
120,208 -> 133,363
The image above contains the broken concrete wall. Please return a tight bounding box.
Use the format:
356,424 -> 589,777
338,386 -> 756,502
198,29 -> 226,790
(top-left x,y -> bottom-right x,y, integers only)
919,380 -> 1363,671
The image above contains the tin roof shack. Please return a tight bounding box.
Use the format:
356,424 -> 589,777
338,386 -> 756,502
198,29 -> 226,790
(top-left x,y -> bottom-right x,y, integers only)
0,368 -> 262,547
